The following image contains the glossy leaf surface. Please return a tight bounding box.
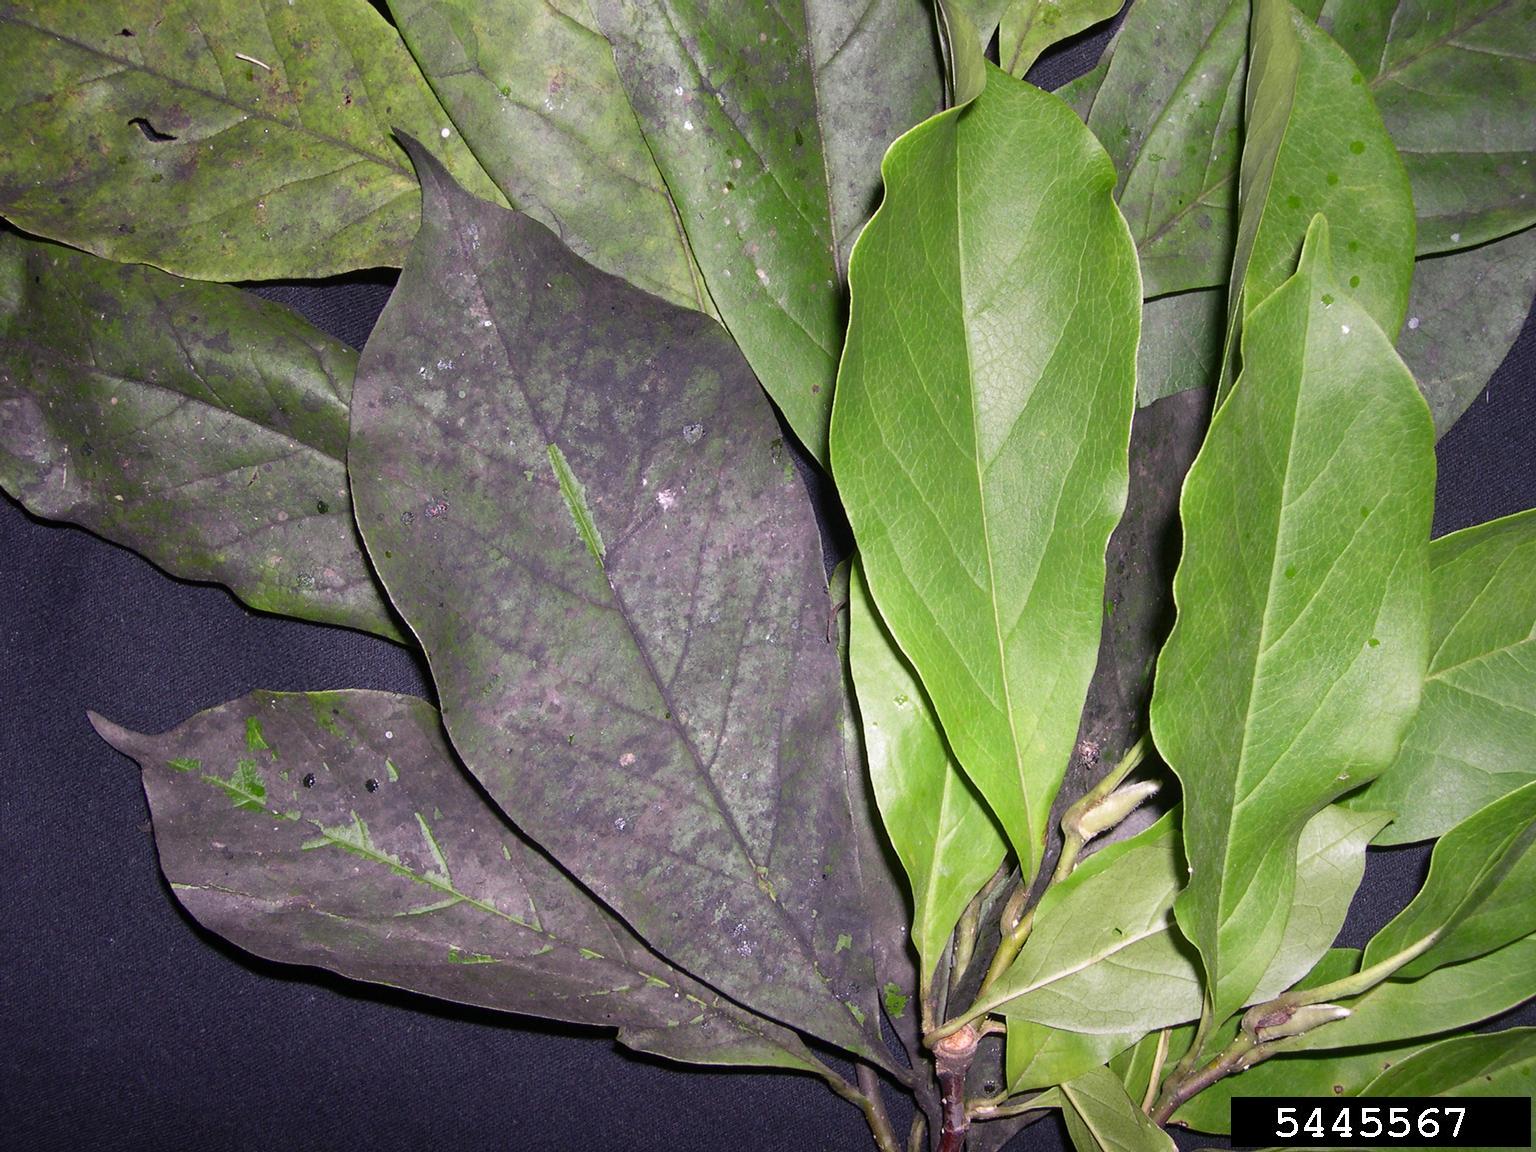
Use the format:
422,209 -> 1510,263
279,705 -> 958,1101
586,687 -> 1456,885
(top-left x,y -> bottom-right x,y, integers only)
587,0 -> 942,465
1363,1028 -> 1536,1098
972,815 -> 1204,1034
348,142 -> 888,1064
0,0 -> 500,280
0,231 -> 399,640
94,690 -> 822,1073
1321,0 -> 1536,254
1006,1021 -> 1141,1095
1363,781 -> 1536,977
1348,509 -> 1536,843
385,0 -> 706,312
1151,218 -> 1434,1023
848,561 -> 1005,984
1285,936 -> 1536,1052
831,64 -> 1139,879
1059,1067 -> 1178,1152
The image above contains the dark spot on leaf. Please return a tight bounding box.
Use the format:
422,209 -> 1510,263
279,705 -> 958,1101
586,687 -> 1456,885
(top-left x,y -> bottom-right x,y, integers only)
425,498 -> 449,518
302,773 -> 316,788
1349,275 -> 1361,288
682,422 -> 704,444
365,778 -> 379,793
981,1081 -> 998,1094
119,27 -> 134,36
1326,172 -> 1339,186
128,117 -> 178,142
793,127 -> 804,148
400,510 -> 414,525
1349,140 -> 1365,155
80,441 -> 94,456
1322,293 -> 1334,305
1368,637 -> 1380,647
316,499 -> 329,514
1333,1084 -> 1344,1094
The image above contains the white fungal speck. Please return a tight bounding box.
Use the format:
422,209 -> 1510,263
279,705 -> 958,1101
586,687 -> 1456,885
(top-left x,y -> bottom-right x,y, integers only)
1341,324 -> 1351,335
657,488 -> 678,511
1407,316 -> 1420,330
674,86 -> 684,96
384,730 -> 394,740
1450,232 -> 1461,243
440,127 -> 451,139
756,268 -> 770,285
732,158 -> 742,170
619,752 -> 636,766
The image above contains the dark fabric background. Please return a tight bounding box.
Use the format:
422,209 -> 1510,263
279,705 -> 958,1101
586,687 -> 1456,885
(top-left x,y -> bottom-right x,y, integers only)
4,16 -> 1535,1152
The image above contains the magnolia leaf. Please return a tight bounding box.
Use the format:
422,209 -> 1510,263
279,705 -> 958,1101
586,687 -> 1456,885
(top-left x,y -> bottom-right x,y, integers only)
348,141 -> 890,1066
1249,805 -> 1391,1003
0,231 -> 400,641
1173,1038 -> 1431,1134
830,64 -> 1139,880
1284,936 -> 1536,1052
0,0 -> 501,280
1006,1020 -> 1142,1095
848,560 -> 1006,985
1138,290 -> 1227,408
1348,509 -> 1536,840
1362,780 -> 1536,978
999,0 -> 1122,80
1363,1028 -> 1536,1099
587,0 -> 943,466
1321,0 -> 1536,254
384,0 -> 707,313
1059,1067 -> 1179,1152
1150,217 -> 1434,1025
968,814 -> 1205,1035
92,690 -> 825,1074
1223,0 -> 1415,392
937,0 -> 989,106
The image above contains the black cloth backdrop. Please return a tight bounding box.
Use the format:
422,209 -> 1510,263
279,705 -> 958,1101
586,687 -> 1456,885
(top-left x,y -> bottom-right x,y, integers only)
5,16 -> 1535,1152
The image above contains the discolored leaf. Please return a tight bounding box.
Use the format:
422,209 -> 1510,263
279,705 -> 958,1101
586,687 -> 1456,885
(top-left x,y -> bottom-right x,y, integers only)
0,230 -> 400,640
384,0 -> 707,312
848,561 -> 1005,986
1059,1067 -> 1179,1152
1150,218 -> 1434,1025
998,0 -> 1123,80
347,141 -> 890,1065
1137,290 -> 1227,408
1362,781 -> 1536,978
0,0 -> 501,280
1347,509 -> 1536,841
831,65 -> 1140,880
967,815 -> 1205,1035
92,690 -> 824,1074
1283,936 -> 1536,1052
1320,0 -> 1536,254
1363,1028 -> 1536,1099
586,0 -> 943,465
1223,0 -> 1415,391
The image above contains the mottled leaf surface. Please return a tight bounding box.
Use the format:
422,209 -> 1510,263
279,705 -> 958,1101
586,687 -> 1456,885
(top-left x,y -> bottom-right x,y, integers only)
1283,936 -> 1536,1052
848,561 -> 1005,985
1348,509 -> 1536,841
999,0 -> 1122,79
385,0 -> 707,312
0,231 -> 399,640
0,0 -> 501,280
1321,0 -> 1536,254
1059,1067 -> 1179,1152
1150,219 -> 1434,1024
831,65 -> 1139,880
348,142 -> 887,1064
1363,781 -> 1536,977
93,690 -> 823,1073
587,0 -> 943,465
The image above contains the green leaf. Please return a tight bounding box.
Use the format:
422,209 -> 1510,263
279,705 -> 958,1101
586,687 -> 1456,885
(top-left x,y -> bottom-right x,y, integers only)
1172,1037 -> 1431,1134
1399,229 -> 1536,437
1006,1020 -> 1142,1094
1347,509 -> 1536,841
1362,781 -> 1536,977
0,231 -> 400,641
1284,936 -> 1536,1052
970,815 -> 1205,1035
0,0 -> 501,280
999,0 -> 1122,79
848,560 -> 1006,984
1225,0 -> 1416,391
587,0 -> 943,466
1363,1028 -> 1536,1099
1138,290 -> 1228,408
91,690 -> 824,1074
347,141 -> 891,1067
1320,0 -> 1536,254
830,64 -> 1140,880
1250,805 -> 1391,1002
1150,217 -> 1435,1024
384,0 -> 706,313
1059,1067 -> 1179,1152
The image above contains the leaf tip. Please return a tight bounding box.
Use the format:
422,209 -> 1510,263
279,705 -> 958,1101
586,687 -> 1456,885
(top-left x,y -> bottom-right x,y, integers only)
87,710 -> 141,758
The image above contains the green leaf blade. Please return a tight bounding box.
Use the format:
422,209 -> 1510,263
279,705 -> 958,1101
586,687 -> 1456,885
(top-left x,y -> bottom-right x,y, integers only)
348,142 -> 891,1065
1150,217 -> 1435,1022
999,0 -> 1122,80
1363,1028 -> 1536,1099
0,0 -> 501,280
831,65 -> 1141,880
0,231 -> 400,640
1059,1066 -> 1178,1152
93,690 -> 823,1074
